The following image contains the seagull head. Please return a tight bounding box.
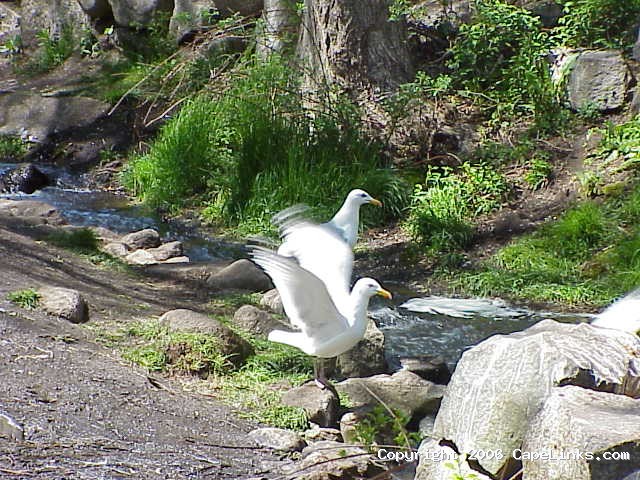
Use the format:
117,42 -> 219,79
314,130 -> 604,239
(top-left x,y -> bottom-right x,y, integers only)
348,189 -> 382,207
354,278 -> 393,300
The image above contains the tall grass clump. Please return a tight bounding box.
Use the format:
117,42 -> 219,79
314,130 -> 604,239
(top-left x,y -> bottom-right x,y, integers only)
405,163 -> 509,252
124,55 -> 408,234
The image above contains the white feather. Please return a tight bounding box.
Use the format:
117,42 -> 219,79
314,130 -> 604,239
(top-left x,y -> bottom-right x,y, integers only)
591,288 -> 640,334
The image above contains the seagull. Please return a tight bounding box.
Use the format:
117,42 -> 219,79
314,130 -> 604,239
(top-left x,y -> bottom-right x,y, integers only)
249,245 -> 392,390
591,288 -> 640,334
276,189 -> 382,254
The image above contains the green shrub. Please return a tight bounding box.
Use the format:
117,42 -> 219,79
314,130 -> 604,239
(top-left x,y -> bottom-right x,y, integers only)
405,163 -> 509,252
524,156 -> 553,190
46,228 -> 100,253
0,135 -> 27,160
26,25 -> 75,73
594,117 -> 640,172
447,0 -> 561,128
557,0 -> 640,48
7,288 -> 41,310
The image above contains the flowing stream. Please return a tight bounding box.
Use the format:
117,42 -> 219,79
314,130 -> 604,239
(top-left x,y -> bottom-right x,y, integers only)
1,163 -> 594,368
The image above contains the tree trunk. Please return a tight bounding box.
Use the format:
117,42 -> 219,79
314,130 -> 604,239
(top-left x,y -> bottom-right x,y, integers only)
296,0 -> 413,95
256,0 -> 299,59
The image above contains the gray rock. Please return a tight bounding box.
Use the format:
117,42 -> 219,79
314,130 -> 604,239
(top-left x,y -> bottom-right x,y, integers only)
526,1 -> 563,28
125,249 -> 158,265
418,415 -> 436,438
0,93 -> 109,143
416,438 -> 491,480
109,0 -> 174,27
102,241 -> 130,258
206,259 -> 273,292
634,28 -> 640,62
121,228 -> 161,249
20,0 -> 91,45
302,425 -> 342,444
77,0 -> 112,19
259,288 -> 283,314
162,255 -> 190,263
0,199 -> 65,225
0,4 -> 20,51
147,240 -> 183,261
338,411 -> 359,444
255,0 -> 298,59
567,50 -> 630,112
282,382 -> 340,428
248,427 -> 306,452
432,320 -> 640,476
201,35 -> 248,58
159,309 -> 253,366
408,0 -> 471,31
336,370 -> 445,419
282,440 -> 384,480
0,410 -> 24,442
232,304 -> 288,336
335,319 -> 387,379
0,164 -> 49,194
39,287 -> 90,323
396,355 -> 451,385
90,227 -> 120,243
522,386 -> 640,480
214,0 -> 263,17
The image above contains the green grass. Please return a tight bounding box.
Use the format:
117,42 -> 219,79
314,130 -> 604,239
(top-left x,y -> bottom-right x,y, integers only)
0,135 -> 28,160
122,55 -> 408,236
404,162 -> 510,252
7,288 -> 41,310
441,185 -> 640,306
44,228 -> 131,271
96,317 -> 312,430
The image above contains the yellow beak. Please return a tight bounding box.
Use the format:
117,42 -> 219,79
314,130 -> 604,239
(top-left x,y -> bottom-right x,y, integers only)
369,198 -> 383,207
376,288 -> 393,300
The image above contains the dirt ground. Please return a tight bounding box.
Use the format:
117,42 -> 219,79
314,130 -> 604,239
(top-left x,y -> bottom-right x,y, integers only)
0,216 -> 290,479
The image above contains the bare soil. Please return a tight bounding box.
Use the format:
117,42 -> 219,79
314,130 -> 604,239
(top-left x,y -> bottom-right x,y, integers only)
0,216 -> 288,479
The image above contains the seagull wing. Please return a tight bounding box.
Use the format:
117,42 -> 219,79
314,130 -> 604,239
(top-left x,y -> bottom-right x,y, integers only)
249,247 -> 350,338
277,221 -> 353,316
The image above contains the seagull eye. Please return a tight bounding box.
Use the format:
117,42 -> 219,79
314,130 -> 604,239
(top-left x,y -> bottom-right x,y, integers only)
360,193 -> 367,198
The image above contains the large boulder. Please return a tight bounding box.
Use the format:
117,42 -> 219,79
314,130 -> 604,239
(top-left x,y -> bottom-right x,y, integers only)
0,164 -> 49,194
232,304 -> 288,336
125,249 -> 159,265
0,93 -> 110,143
432,320 -> 640,476
567,50 -> 630,112
159,309 -> 253,367
335,319 -> 387,378
39,287 -> 90,323
206,259 -> 273,292
146,240 -> 183,261
259,288 -> 283,314
77,0 -> 112,19
336,370 -> 445,419
522,386 -> 640,480
282,381 -> 340,428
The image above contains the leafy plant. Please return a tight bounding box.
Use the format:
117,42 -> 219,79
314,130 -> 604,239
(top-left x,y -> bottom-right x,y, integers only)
405,162 -> 509,252
524,156 -> 553,190
0,135 -> 27,160
557,0 -> 640,48
25,25 -> 75,73
352,405 -> 421,449
46,228 -> 100,253
593,117 -> 640,172
8,288 -> 41,310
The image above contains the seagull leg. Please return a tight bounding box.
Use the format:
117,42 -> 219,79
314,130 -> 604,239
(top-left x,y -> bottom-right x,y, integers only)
313,358 -> 339,400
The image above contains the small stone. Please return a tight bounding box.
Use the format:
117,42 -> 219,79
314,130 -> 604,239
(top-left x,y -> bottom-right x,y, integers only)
232,305 -> 288,336
339,412 -> 360,444
159,309 -> 253,367
336,319 -> 387,378
39,287 -> 89,323
207,259 -> 273,292
302,425 -> 342,444
147,241 -> 183,261
248,427 -> 306,452
102,242 -> 129,258
282,381 -> 340,428
260,288 -> 283,314
397,355 -> 451,384
0,411 -> 24,442
125,249 -> 158,265
121,228 -> 161,250
162,255 -> 190,264
336,370 -> 445,419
